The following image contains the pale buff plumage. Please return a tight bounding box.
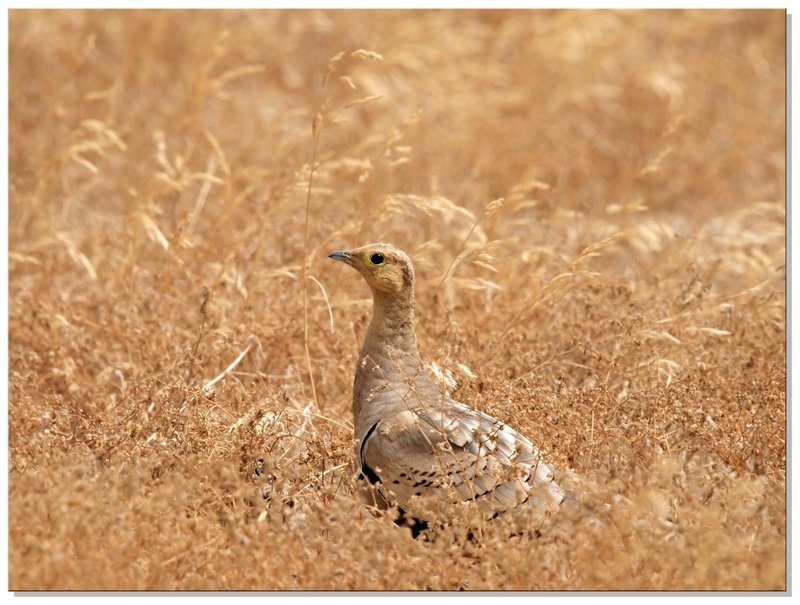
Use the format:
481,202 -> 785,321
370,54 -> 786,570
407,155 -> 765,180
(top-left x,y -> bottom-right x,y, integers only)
329,243 -> 566,531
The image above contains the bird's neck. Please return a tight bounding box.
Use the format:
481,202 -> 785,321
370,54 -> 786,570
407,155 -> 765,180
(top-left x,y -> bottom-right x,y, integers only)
353,288 -> 440,438
364,289 -> 419,356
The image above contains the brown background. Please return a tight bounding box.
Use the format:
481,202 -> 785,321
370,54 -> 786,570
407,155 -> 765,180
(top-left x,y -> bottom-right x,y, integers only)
9,9 -> 785,590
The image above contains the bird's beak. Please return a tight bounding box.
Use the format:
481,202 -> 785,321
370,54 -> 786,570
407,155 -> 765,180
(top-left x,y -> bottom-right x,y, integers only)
328,250 -> 353,265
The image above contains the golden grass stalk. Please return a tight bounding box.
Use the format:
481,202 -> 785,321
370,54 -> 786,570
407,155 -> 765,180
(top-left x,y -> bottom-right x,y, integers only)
302,49 -> 384,408
434,197 -> 504,296
300,52 -> 343,408
499,232 -> 623,339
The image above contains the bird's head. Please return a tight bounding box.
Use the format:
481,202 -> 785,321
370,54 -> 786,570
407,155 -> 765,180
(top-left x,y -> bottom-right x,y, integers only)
329,243 -> 415,296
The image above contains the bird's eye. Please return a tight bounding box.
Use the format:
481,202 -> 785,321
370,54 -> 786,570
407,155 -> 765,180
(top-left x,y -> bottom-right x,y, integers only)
368,252 -> 385,266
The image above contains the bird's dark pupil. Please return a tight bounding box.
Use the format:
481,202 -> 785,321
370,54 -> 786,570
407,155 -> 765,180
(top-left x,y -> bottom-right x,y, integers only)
371,253 -> 384,265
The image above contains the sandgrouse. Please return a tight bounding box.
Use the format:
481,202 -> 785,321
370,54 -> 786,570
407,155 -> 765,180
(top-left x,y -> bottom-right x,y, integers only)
329,243 -> 566,534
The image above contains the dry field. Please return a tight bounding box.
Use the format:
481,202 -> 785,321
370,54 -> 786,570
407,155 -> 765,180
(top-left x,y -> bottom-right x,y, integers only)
8,9 -> 786,592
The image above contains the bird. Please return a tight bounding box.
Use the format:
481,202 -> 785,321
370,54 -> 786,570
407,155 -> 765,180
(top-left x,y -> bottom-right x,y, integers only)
329,243 -> 568,536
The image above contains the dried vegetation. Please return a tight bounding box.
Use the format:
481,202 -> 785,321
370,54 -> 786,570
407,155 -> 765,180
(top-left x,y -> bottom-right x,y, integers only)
8,9 -> 786,591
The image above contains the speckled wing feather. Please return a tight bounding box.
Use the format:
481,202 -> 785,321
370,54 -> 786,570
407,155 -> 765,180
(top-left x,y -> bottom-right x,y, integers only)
358,398 -> 565,520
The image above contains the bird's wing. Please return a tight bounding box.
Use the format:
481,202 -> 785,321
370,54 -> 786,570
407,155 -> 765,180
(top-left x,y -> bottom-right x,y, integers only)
358,400 -> 564,520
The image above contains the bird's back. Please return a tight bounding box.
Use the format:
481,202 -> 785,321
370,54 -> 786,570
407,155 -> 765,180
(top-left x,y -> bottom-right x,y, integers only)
355,368 -> 565,523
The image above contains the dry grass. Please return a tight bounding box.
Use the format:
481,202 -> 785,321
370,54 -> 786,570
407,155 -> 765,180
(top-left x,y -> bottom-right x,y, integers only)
8,9 -> 786,592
